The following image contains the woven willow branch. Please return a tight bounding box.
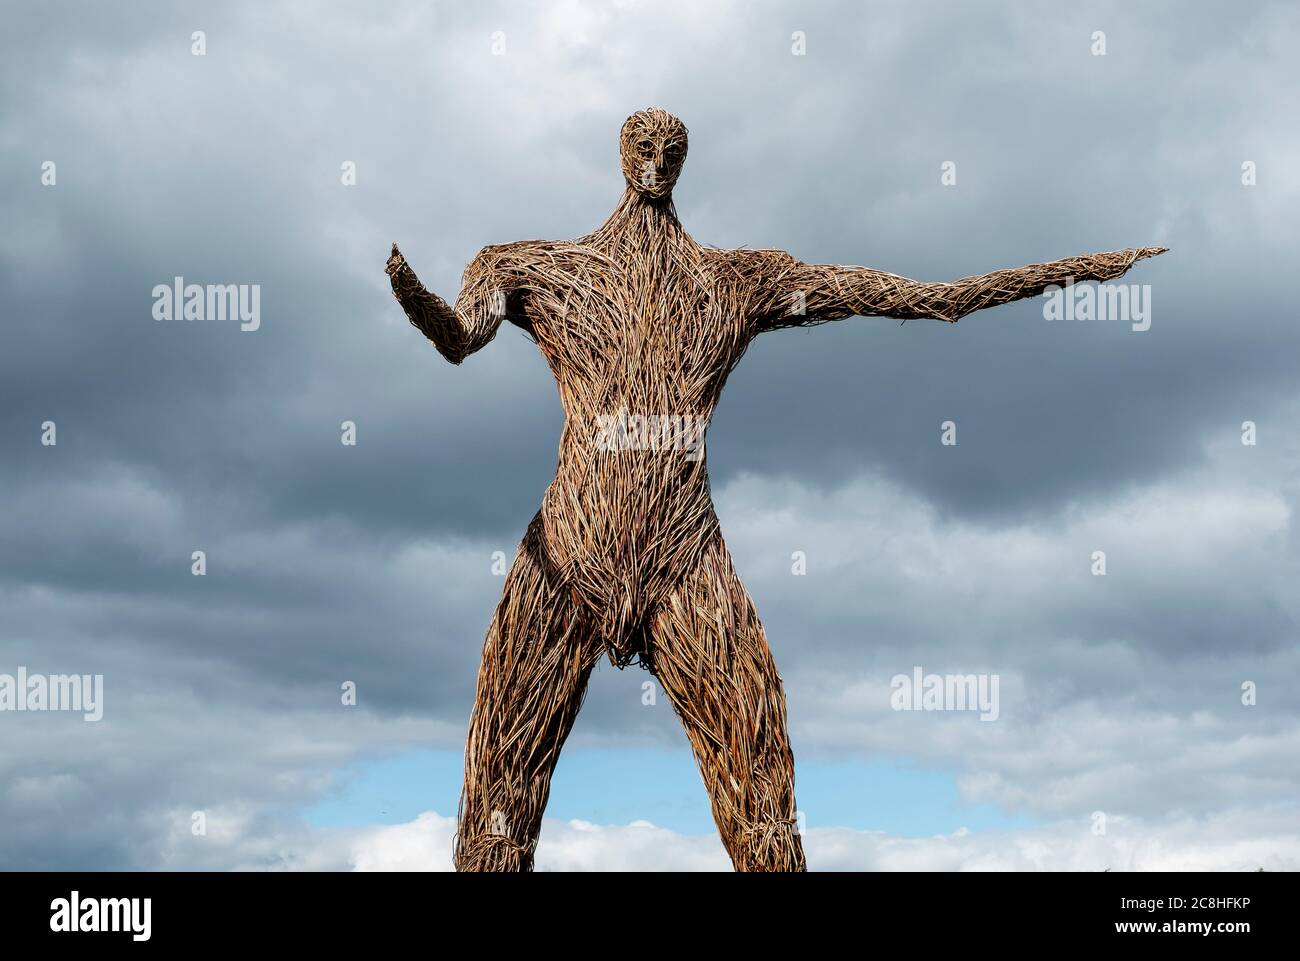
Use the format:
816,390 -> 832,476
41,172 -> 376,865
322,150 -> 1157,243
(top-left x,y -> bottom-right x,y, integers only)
386,107 -> 1166,872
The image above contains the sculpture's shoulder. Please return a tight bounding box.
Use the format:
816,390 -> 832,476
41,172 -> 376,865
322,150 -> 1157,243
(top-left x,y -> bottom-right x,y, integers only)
467,239 -> 609,287
706,245 -> 797,271
699,246 -> 799,298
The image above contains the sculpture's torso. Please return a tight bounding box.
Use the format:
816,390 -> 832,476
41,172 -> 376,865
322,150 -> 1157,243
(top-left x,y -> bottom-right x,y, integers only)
507,193 -> 756,659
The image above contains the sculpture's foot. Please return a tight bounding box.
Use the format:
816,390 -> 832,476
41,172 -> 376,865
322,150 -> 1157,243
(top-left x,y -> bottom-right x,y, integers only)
736,817 -> 807,872
454,832 -> 534,873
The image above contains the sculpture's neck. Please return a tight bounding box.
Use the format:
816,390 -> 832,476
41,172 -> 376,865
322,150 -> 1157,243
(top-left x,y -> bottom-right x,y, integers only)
594,187 -> 683,244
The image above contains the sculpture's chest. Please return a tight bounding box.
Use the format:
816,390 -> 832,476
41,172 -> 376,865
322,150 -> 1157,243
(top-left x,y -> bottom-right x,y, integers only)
529,250 -> 746,367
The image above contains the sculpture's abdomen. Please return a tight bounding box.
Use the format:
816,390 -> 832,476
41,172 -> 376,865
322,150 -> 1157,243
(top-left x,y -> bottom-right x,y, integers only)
539,425 -> 720,665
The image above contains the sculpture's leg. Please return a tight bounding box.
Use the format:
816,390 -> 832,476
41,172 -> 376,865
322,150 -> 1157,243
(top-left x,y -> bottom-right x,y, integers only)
647,535 -> 806,872
455,516 -> 600,872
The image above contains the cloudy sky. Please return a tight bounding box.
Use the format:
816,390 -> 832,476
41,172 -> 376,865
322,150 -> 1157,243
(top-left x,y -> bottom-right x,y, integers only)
2,0 -> 1298,871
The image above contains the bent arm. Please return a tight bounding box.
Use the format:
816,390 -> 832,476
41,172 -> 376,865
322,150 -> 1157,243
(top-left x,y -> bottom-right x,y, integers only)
386,243 -> 511,364
750,246 -> 1167,330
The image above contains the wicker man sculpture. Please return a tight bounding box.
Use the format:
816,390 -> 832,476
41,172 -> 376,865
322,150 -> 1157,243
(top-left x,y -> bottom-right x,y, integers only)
386,108 -> 1165,872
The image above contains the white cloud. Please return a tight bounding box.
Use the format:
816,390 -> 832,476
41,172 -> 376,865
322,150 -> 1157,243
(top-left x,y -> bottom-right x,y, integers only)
345,808 -> 1300,872
347,811 -> 733,872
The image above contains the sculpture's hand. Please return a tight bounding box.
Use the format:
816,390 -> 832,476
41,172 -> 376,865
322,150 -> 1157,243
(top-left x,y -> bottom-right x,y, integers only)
1083,246 -> 1168,284
386,242 -> 407,277
385,242 -> 514,364
386,243 -> 423,304
386,243 -> 420,295
385,242 -> 466,361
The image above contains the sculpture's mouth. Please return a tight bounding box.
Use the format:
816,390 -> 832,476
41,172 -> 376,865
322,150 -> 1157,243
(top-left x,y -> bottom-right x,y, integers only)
628,169 -> 676,199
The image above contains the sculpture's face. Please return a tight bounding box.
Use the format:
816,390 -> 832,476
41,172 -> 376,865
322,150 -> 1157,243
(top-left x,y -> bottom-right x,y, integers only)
620,108 -> 688,200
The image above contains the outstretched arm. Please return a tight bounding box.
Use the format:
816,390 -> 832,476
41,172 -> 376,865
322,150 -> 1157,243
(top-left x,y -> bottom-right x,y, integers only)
386,243 -> 517,364
746,246 -> 1167,331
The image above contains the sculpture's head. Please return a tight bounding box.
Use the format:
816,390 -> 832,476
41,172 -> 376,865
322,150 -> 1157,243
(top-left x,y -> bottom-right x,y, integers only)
620,107 -> 688,200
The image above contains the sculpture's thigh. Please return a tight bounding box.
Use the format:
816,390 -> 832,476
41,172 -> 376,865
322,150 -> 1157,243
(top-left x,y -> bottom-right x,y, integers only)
455,518 -> 601,872
646,536 -> 806,872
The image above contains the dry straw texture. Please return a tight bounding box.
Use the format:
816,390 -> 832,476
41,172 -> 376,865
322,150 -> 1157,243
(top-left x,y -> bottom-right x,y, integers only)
386,107 -> 1165,871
